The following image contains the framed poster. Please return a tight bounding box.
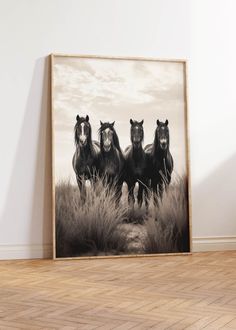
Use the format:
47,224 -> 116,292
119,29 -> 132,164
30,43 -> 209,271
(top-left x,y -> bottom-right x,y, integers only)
51,54 -> 191,259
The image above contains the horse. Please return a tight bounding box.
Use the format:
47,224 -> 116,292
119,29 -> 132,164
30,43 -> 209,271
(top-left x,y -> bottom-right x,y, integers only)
145,119 -> 174,206
124,119 -> 149,211
97,121 -> 125,203
72,115 -> 100,193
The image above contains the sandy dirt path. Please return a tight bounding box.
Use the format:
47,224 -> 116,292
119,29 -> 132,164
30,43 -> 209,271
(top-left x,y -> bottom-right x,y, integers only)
121,223 -> 147,254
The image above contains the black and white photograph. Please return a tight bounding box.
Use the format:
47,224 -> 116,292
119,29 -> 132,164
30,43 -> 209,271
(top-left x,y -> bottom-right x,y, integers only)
51,54 -> 191,259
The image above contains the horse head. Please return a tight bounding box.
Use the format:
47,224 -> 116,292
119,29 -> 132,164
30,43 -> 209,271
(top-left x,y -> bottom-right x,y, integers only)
155,119 -> 170,150
130,119 -> 144,146
74,115 -> 91,147
99,121 -> 117,152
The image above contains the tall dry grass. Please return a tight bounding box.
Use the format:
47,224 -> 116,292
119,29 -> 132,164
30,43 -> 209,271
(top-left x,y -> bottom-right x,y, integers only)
56,178 -> 130,257
56,175 -> 190,257
144,175 -> 190,254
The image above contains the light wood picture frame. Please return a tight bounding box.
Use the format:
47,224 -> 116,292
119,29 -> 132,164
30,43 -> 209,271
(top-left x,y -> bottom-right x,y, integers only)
51,54 -> 192,260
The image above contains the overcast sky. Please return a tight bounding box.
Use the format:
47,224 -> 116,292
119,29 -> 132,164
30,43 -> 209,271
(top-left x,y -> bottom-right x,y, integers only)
53,56 -> 187,183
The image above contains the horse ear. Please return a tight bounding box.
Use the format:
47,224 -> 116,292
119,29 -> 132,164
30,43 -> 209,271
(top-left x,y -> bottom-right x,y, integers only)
157,119 -> 160,126
111,121 -> 115,127
86,115 -> 89,122
130,119 -> 133,125
140,119 -> 144,125
76,115 -> 80,121
165,119 -> 169,126
100,120 -> 103,126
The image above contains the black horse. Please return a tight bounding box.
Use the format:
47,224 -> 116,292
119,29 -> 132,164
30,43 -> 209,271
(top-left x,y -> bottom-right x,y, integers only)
72,115 -> 100,192
145,119 -> 174,205
97,121 -> 125,202
124,119 -> 149,210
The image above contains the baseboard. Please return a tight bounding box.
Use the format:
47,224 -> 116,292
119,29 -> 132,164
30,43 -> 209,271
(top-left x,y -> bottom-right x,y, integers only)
0,237 -> 235,260
0,244 -> 52,260
192,236 -> 236,252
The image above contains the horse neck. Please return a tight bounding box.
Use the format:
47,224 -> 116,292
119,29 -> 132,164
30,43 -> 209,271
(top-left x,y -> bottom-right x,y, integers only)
153,142 -> 169,159
101,145 -> 115,157
132,142 -> 144,160
77,141 -> 93,157
101,145 -> 118,160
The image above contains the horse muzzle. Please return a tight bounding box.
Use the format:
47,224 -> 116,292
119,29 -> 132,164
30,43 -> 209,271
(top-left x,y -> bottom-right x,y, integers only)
160,139 -> 167,149
103,144 -> 111,152
79,138 -> 87,146
132,137 -> 141,143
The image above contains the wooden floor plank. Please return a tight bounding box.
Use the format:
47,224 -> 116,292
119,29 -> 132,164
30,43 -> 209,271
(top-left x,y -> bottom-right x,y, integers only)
0,252 -> 236,329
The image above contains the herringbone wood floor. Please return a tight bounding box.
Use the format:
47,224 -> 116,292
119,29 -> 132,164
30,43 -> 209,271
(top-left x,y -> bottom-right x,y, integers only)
0,252 -> 236,329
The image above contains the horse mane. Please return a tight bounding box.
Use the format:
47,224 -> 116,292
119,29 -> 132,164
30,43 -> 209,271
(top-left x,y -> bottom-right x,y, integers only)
152,128 -> 159,153
99,122 -> 122,153
74,117 -> 92,148
74,124 -> 79,146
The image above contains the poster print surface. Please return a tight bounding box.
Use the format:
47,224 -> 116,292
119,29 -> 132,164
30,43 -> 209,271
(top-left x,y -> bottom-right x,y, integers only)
51,55 -> 191,259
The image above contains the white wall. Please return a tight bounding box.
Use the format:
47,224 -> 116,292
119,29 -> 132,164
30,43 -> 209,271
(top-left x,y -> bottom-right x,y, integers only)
0,0 -> 235,259
189,0 -> 236,250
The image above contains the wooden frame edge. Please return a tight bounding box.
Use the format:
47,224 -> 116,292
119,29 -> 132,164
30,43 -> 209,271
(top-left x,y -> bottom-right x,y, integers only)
50,54 -> 192,260
50,54 -> 56,260
53,252 -> 192,261
184,61 -> 193,254
50,53 -> 187,64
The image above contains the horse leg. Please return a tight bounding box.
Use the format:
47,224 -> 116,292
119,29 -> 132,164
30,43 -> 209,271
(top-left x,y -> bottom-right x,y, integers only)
151,179 -> 159,221
158,181 -> 165,201
138,180 -> 149,219
143,180 -> 150,214
164,173 -> 171,192
127,182 -> 135,213
167,173 -> 171,185
115,182 -> 123,205
77,175 -> 86,201
151,179 -> 158,207
137,183 -> 143,208
76,175 -> 82,189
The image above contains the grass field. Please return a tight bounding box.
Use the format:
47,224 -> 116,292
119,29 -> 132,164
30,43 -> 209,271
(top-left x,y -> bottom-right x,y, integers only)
55,176 -> 190,257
